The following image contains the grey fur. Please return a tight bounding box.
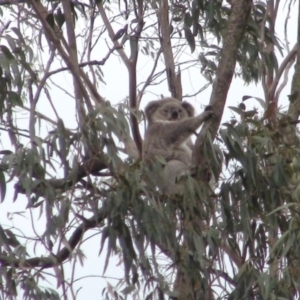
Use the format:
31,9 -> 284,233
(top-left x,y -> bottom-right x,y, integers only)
143,97 -> 214,195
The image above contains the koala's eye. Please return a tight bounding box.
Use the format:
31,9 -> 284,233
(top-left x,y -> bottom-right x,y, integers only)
178,109 -> 182,113
163,109 -> 168,113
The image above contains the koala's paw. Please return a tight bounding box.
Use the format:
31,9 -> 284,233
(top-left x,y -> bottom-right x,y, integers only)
204,105 -> 213,112
203,107 -> 215,120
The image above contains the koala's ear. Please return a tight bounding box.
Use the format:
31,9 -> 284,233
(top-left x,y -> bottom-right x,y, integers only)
145,101 -> 160,122
182,101 -> 195,117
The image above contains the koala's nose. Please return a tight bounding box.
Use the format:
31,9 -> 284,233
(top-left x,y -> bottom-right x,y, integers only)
171,107 -> 179,119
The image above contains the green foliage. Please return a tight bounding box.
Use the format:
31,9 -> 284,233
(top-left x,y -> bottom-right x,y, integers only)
218,104 -> 300,298
168,0 -> 280,84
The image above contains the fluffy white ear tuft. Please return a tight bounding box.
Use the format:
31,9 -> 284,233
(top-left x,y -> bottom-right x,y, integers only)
145,101 -> 160,123
182,101 -> 195,117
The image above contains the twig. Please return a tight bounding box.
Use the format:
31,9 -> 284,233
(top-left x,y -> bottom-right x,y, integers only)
275,58 -> 295,102
0,206 -> 109,268
268,44 -> 297,101
137,47 -> 162,107
97,3 -> 130,67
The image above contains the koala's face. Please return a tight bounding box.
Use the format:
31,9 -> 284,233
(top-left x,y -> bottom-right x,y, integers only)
145,98 -> 194,123
155,102 -> 188,122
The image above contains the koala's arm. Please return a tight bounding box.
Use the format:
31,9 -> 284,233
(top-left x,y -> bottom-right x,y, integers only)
161,109 -> 214,146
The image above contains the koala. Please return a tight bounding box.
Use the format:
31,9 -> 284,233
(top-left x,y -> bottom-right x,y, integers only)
142,97 -> 214,195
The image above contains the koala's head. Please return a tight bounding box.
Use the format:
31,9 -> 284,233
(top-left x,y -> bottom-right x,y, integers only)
145,97 -> 195,123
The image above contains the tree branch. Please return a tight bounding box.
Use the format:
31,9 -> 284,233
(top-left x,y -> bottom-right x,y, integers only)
193,0 -> 252,169
137,47 -> 163,106
97,3 -> 130,68
288,0 -> 300,121
0,206 -> 109,268
127,1 -> 144,157
29,0 -> 104,106
14,155 -> 107,196
157,0 -> 182,100
268,44 -> 297,102
97,2 -> 143,157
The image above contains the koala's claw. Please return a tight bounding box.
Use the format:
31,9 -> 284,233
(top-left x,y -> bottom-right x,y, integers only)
203,110 -> 215,121
203,105 -> 215,119
204,105 -> 213,112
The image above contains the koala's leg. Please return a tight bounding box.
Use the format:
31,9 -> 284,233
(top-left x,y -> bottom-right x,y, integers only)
162,160 -> 189,195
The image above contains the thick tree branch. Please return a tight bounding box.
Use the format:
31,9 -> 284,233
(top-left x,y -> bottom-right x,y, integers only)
157,0 -> 182,100
29,0 -> 103,106
193,0 -> 252,168
288,0 -> 300,121
14,156 -> 107,196
127,3 -> 144,157
62,0 -> 91,119
97,2 -> 143,157
185,2 -> 252,294
61,0 -> 94,162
